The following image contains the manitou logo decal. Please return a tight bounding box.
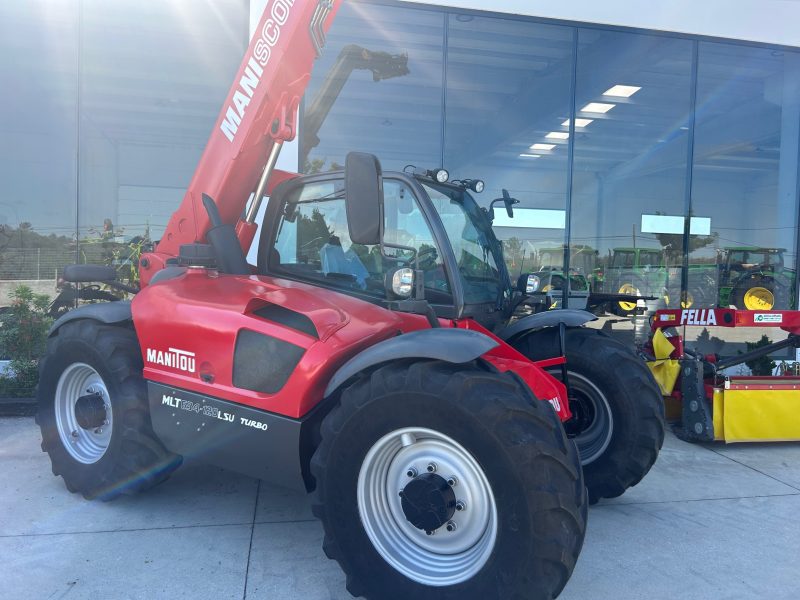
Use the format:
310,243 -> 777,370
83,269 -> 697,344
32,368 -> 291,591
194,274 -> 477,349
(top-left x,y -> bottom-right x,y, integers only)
220,0 -> 296,142
680,309 -> 717,326
146,348 -> 196,373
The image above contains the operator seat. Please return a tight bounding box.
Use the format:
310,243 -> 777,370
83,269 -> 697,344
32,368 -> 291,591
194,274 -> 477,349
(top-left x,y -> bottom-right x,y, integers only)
320,236 -> 368,288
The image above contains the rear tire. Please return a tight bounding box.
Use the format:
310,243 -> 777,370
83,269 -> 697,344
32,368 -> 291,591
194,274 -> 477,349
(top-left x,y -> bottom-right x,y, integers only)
36,320 -> 181,500
311,360 -> 587,600
731,276 -> 784,310
513,327 -> 664,503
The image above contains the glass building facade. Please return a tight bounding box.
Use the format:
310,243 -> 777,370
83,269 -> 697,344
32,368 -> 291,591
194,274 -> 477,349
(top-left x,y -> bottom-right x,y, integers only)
2,0 -> 800,383
302,1 -> 800,359
0,0 -> 248,294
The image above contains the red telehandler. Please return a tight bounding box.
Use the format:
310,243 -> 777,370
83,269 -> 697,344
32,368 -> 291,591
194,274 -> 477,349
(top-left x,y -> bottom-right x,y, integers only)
37,2 -> 664,598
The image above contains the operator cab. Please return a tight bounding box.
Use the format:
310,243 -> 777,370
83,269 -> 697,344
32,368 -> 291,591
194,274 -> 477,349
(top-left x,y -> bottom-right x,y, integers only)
257,154 -> 514,331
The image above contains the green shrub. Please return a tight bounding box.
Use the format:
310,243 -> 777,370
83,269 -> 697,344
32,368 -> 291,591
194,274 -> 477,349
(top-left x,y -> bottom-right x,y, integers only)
0,285 -> 52,397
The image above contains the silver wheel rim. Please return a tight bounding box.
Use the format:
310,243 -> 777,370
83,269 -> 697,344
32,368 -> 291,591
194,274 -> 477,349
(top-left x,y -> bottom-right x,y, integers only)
54,363 -> 113,464
357,427 -> 497,586
566,372 -> 613,465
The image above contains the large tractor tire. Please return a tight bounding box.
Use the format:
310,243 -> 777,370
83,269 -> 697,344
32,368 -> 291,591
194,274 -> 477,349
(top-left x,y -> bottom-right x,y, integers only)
37,320 -> 181,500
311,360 -> 587,600
513,327 -> 664,503
612,274 -> 645,315
731,276 -> 786,311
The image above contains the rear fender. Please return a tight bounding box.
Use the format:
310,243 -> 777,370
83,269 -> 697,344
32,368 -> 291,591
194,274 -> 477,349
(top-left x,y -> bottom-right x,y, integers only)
497,309 -> 597,342
48,301 -> 133,337
324,328 -> 498,397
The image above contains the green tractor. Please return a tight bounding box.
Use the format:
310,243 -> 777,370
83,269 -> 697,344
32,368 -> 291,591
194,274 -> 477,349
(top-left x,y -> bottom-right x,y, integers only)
603,248 -> 668,315
714,247 -> 795,310
516,246 -> 594,312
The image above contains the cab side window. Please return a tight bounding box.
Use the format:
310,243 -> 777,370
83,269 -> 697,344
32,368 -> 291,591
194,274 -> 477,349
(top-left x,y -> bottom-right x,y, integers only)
270,179 -> 451,302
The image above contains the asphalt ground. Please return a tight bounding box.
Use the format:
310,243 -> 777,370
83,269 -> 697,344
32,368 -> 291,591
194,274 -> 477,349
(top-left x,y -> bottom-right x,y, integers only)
2,416 -> 799,600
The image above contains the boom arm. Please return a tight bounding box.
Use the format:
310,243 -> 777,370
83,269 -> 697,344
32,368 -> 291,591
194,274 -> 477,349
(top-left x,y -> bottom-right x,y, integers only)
139,0 -> 342,286
300,44 -> 409,165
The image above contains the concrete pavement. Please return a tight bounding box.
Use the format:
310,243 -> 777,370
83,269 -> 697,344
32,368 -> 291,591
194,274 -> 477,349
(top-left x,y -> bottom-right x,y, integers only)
1,416 -> 799,599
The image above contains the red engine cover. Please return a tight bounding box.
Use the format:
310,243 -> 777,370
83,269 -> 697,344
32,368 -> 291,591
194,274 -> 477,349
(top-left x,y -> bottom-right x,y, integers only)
133,269 -> 570,421
134,269 -> 413,418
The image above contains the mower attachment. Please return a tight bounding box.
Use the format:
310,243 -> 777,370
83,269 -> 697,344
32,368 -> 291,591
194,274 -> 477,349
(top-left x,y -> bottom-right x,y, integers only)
648,308 -> 800,443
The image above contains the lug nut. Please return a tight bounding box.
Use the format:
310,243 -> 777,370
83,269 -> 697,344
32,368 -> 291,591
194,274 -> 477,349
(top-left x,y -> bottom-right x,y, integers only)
446,521 -> 457,532
447,476 -> 457,487
426,463 -> 437,473
406,467 -> 418,478
456,501 -> 466,512
425,530 -> 435,536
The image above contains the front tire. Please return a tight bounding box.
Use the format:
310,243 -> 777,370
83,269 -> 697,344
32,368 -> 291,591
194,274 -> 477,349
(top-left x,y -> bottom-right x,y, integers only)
311,360 -> 587,600
612,274 -> 645,315
513,327 -> 665,503
37,320 -> 181,500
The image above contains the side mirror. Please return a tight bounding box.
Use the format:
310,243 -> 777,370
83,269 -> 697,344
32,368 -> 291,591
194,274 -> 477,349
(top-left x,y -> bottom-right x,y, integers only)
502,189 -> 519,218
517,273 -> 541,294
345,152 -> 383,245
487,189 -> 520,222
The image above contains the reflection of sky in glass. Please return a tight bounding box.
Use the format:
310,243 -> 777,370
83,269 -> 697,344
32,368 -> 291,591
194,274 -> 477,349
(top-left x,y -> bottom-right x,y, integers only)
304,2 -> 444,173
0,1 -> 78,236
0,0 -> 247,241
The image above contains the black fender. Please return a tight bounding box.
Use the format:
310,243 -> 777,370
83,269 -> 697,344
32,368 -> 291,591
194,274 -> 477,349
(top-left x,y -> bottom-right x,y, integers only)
324,328 -> 499,398
496,309 -> 597,342
49,301 -> 132,336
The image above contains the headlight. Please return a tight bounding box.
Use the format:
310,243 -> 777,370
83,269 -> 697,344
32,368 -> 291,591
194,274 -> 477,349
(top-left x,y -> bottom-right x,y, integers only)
526,274 -> 540,294
465,179 -> 484,193
433,168 -> 449,183
392,268 -> 415,297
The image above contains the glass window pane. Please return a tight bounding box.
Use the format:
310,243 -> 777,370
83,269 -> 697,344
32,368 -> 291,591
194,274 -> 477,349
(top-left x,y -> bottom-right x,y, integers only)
77,0 -> 248,285
302,3 -> 444,172
443,14 -> 574,282
0,1 -> 78,293
571,30 -> 693,313
690,43 -> 799,315
685,43 -> 800,360
271,179 -> 451,302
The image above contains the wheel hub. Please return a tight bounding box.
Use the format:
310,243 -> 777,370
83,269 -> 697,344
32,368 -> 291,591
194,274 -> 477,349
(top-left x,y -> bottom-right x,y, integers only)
399,472 -> 456,534
74,392 -> 107,430
357,427 -> 498,586
54,363 -> 113,464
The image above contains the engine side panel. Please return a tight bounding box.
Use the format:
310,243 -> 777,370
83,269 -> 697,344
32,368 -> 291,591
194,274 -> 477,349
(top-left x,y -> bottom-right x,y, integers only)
133,269 -> 409,418
148,382 -> 308,490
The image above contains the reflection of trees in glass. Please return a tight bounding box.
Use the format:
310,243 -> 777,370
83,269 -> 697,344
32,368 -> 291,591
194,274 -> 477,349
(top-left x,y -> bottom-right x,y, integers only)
653,211 -> 718,264
502,237 -> 525,278
303,158 -> 344,174
0,224 -> 75,281
297,209 -> 333,261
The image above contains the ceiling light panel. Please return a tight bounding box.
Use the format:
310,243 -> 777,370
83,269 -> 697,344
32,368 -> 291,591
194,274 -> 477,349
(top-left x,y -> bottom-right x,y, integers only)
545,131 -> 569,140
562,118 -> 593,128
529,143 -> 556,151
581,102 -> 615,114
603,84 -> 641,97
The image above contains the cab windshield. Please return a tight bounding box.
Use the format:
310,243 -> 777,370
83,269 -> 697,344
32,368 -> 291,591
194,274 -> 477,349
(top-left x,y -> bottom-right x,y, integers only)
420,182 -> 510,306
